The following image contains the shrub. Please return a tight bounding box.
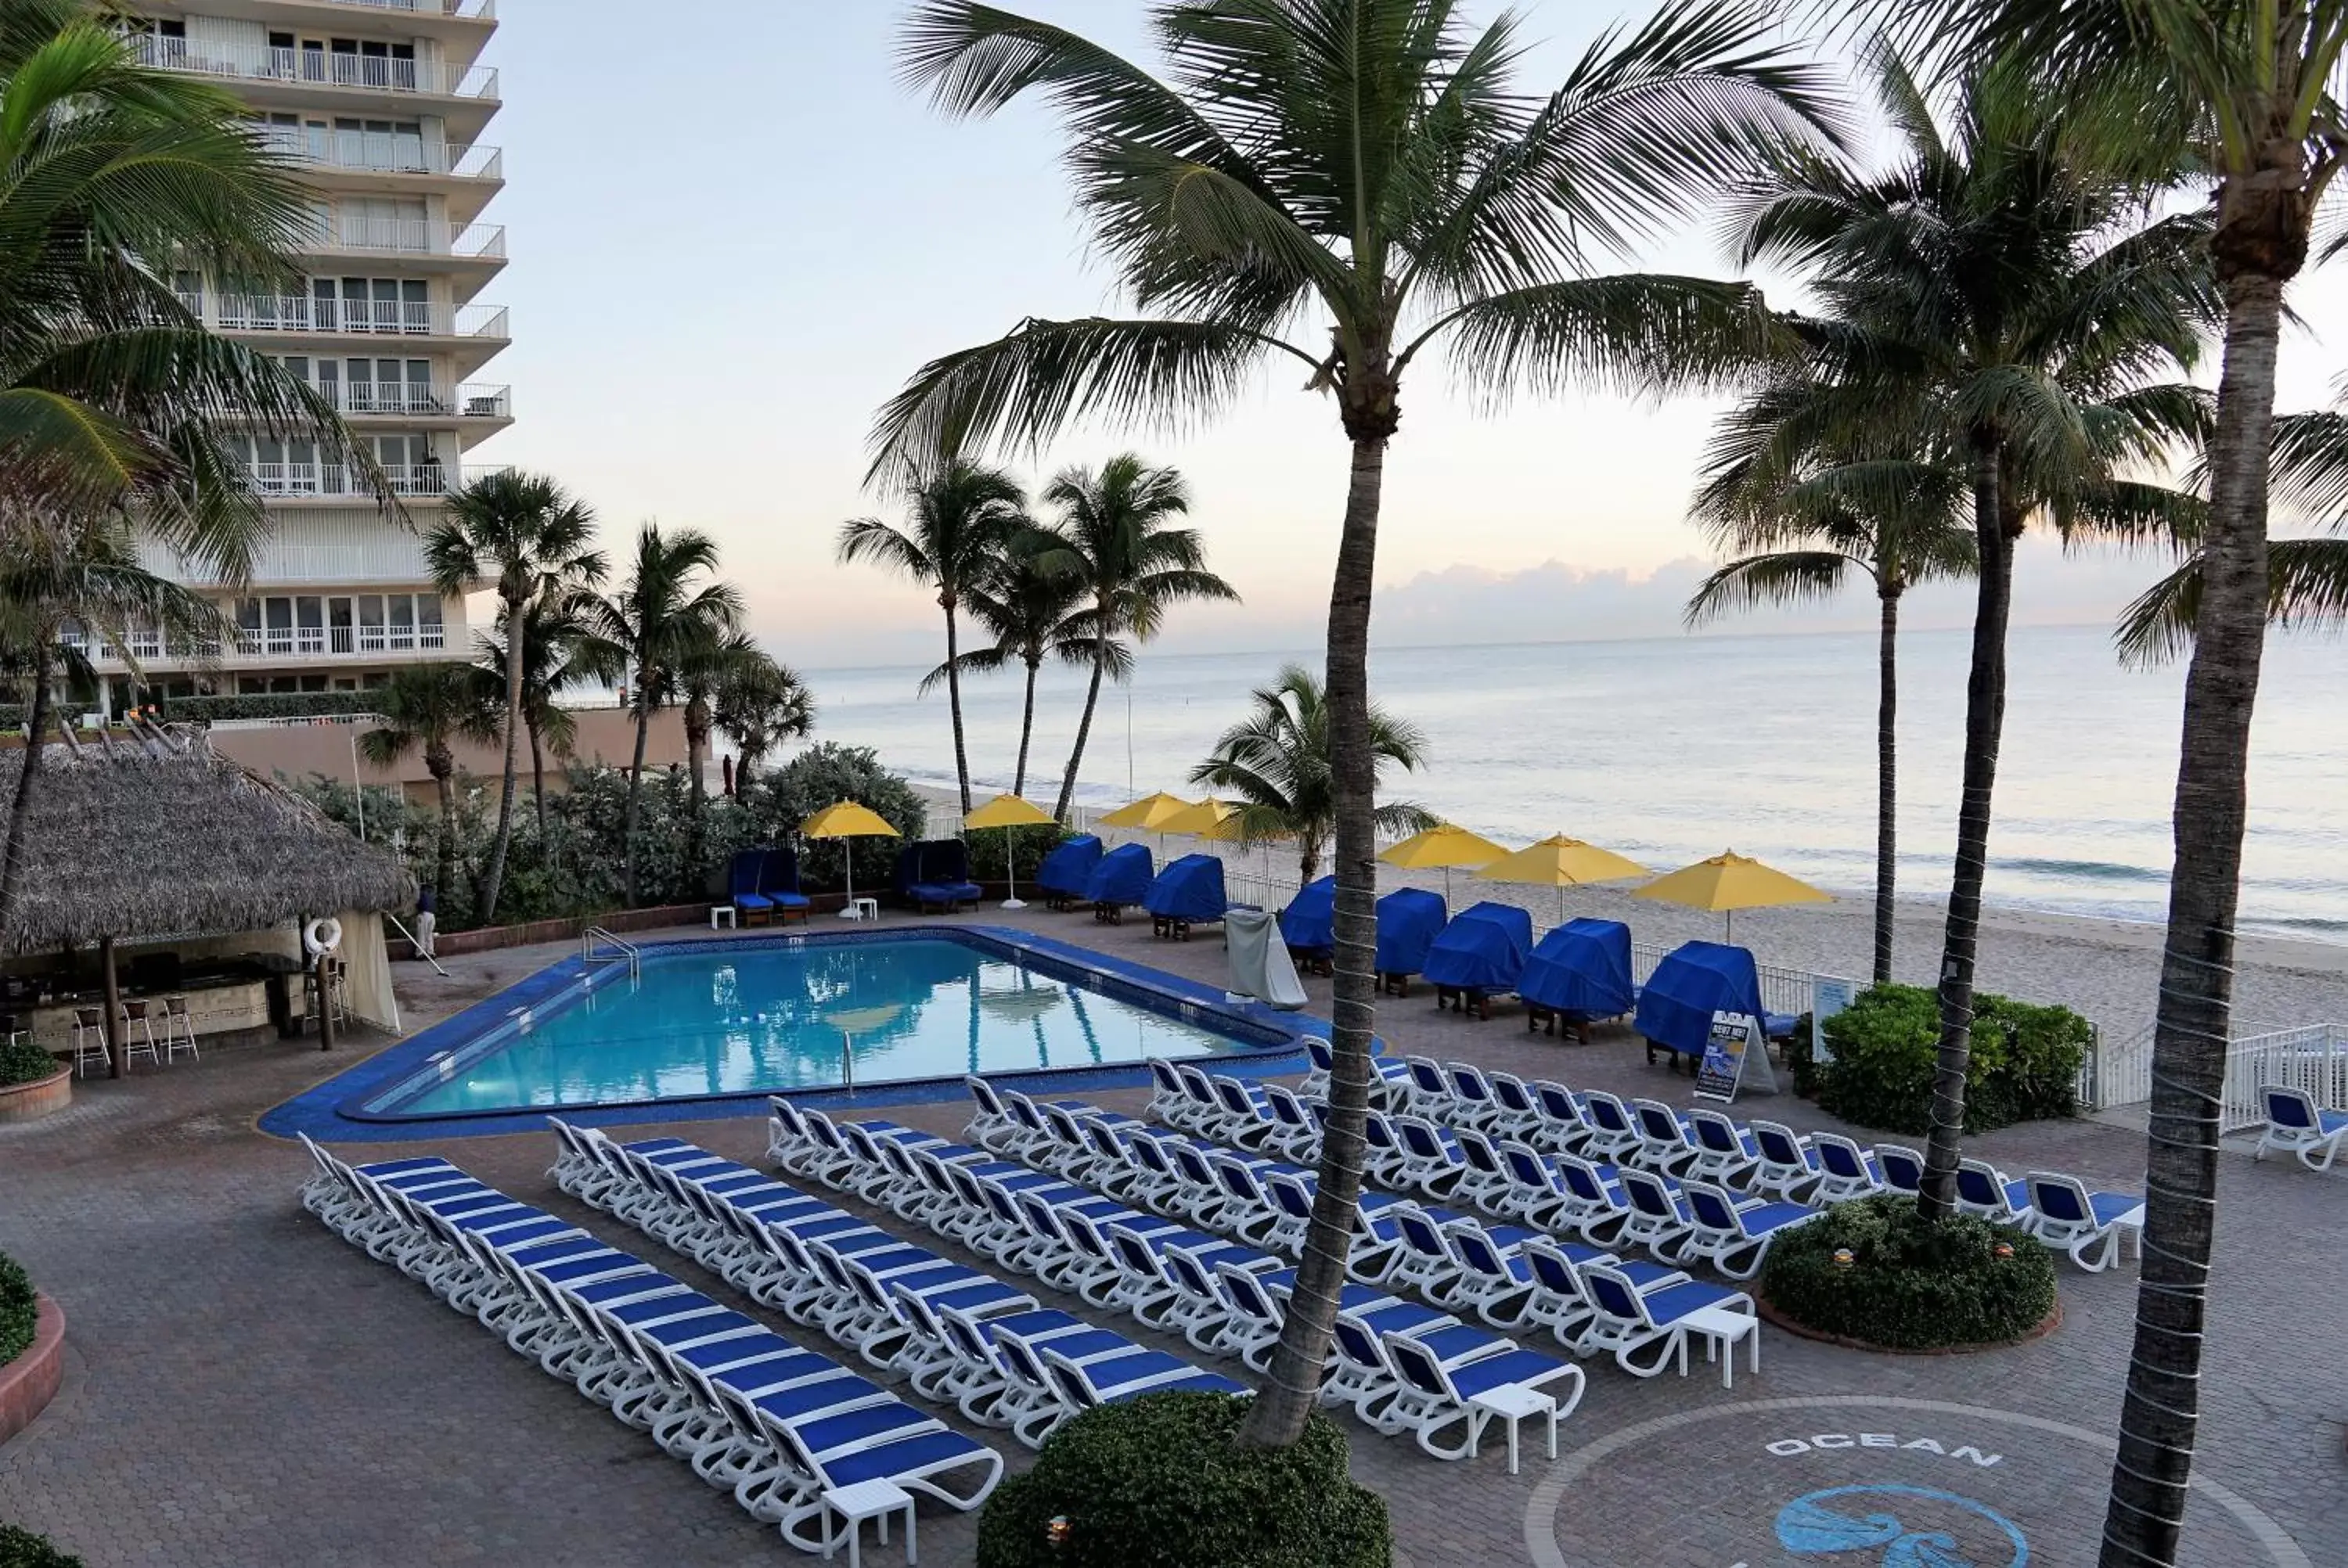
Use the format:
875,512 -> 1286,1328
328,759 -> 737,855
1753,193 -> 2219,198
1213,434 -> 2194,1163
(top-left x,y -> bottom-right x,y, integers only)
164,691 -> 374,723
974,1392 -> 1390,1568
1761,1194 -> 2058,1350
748,744 -> 928,892
0,1527 -> 84,1568
0,1035 -> 59,1089
1812,983 -> 2089,1135
0,1252 -> 38,1368
963,823 -> 1072,884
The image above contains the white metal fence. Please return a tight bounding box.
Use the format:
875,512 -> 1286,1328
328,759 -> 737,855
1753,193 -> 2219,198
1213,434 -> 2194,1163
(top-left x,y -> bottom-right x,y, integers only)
2074,1021 -> 2348,1129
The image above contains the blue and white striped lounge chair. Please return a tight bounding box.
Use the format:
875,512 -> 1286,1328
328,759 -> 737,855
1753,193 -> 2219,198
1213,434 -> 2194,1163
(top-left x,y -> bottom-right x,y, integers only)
1810,1133 -> 1886,1203
1444,1061 -> 1507,1132
2255,1087 -> 2348,1171
1483,1072 -> 1546,1141
1515,1238 -> 1689,1354
1380,1328 -> 1583,1466
1874,1143 -> 1925,1195
1613,1168 -> 1698,1263
1325,1311 -> 1494,1431
1954,1158 -> 2035,1227
1403,1056 -> 1454,1118
1745,1120 -> 1824,1203
1040,1344 -> 1249,1415
1576,1091 -> 1644,1164
1628,1098 -> 1702,1178
1258,1083 -> 1323,1163
1528,1080 -> 1593,1156
1579,1262 -> 1762,1387
1677,1182 -> 1824,1280
2023,1172 -> 2145,1272
1683,1107 -> 1762,1189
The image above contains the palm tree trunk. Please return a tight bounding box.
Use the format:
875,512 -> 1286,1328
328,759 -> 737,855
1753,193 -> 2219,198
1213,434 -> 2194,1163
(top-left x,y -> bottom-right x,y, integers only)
477,592 -> 527,926
0,642 -> 58,934
1053,617 -> 1110,823
430,758 -> 458,910
1918,439 -> 2013,1221
1238,434 -> 1385,1448
942,601 -> 973,814
685,696 -> 710,874
622,697 -> 651,907
1873,587 -> 1900,986
528,719 -> 547,836
1014,657 -> 1039,797
2098,269 -> 2284,1568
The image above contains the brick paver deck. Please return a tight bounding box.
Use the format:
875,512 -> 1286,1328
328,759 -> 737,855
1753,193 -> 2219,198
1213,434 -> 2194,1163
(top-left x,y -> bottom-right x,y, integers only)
2,907 -> 2339,1566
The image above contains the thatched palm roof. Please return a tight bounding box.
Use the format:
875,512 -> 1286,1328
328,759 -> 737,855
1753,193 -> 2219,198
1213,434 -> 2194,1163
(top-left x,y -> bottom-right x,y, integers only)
0,730 -> 415,955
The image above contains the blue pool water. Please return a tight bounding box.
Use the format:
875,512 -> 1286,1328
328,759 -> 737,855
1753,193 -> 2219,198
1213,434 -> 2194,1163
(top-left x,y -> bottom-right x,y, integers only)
369,936 -> 1273,1117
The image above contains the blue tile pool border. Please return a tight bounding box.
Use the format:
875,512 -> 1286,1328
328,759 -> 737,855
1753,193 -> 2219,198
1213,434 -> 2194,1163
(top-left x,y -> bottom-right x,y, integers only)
257,923 -> 1338,1144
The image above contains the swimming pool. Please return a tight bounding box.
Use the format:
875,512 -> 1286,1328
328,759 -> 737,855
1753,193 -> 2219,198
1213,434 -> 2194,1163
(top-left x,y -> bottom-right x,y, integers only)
351,930 -> 1300,1120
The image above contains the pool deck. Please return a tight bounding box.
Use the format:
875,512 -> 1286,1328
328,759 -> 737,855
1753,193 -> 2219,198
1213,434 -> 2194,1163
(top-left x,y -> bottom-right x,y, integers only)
2,904 -> 2341,1566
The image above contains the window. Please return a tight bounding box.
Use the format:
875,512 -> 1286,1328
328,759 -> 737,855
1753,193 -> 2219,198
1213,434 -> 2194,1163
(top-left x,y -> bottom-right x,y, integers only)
329,597 -> 354,654
415,595 -> 445,649
296,596 -> 326,653
389,595 -> 416,651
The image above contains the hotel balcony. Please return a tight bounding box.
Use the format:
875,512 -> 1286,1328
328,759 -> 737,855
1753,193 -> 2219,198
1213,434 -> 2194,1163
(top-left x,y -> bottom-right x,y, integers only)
306,1 -> 495,20
298,216 -> 506,269
62,622 -> 451,667
257,126 -> 502,185
131,34 -> 498,103
246,459 -> 469,498
298,380 -> 512,423
201,292 -> 508,346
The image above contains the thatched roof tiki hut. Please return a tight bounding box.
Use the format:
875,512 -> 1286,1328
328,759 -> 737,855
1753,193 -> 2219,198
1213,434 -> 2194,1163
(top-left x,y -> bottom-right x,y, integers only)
0,726 -> 415,1078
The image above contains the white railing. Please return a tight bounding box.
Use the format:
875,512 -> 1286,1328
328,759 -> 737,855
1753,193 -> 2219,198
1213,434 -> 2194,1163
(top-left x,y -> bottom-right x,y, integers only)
323,0 -> 495,16
205,294 -> 510,339
133,36 -> 498,99
245,459 -> 457,498
300,215 -> 506,258
2073,1021 -> 2348,1127
65,623 -> 448,665
259,128 -> 502,180
293,380 -> 509,419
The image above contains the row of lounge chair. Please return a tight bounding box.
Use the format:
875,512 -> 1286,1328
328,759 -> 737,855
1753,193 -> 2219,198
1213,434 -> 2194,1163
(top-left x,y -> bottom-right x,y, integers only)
548,1118 -> 1244,1455
295,1135 -> 1000,1555
727,840 -> 989,925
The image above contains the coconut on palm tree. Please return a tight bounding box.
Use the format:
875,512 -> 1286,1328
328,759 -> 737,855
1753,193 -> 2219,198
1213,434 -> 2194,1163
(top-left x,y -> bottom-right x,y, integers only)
1189,664 -> 1435,884
917,537 -> 1122,797
1031,455 -> 1236,822
358,663 -> 501,912
714,650 -> 817,797
1686,396 -> 1976,984
1724,42 -> 2215,1219
582,524 -> 743,906
838,459 -> 1029,814
876,0 -> 1838,1445
424,471 -> 607,925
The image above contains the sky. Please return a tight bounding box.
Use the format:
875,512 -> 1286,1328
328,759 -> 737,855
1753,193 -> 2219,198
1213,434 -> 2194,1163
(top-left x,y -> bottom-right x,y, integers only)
476,1 -> 2348,667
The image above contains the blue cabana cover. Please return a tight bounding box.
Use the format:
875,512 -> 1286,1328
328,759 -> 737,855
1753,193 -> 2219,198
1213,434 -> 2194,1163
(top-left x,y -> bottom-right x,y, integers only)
1144,854 -> 1228,922
1374,887 -> 1449,977
758,847 -> 811,916
1280,876 -> 1337,954
1421,901 -> 1534,993
1084,843 -> 1154,908
729,848 -> 775,917
1520,918 -> 1633,1019
1035,834 -> 1103,897
896,839 -> 985,911
1633,940 -> 1769,1057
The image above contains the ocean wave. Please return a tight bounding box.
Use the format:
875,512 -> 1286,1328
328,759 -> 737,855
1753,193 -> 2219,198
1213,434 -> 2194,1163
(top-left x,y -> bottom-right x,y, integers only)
2001,857 -> 2168,884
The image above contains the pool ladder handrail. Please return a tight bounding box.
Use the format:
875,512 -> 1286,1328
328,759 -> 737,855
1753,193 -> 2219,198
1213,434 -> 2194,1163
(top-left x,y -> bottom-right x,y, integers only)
582,926 -> 640,981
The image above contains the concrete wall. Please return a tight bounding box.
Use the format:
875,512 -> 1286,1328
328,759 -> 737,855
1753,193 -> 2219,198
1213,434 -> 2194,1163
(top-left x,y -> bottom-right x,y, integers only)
208,706 -> 691,800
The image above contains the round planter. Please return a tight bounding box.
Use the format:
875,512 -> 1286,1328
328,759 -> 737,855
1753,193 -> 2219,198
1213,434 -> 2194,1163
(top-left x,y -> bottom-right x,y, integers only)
0,1067 -> 70,1125
0,1294 -> 66,1446
1755,1289 -> 2063,1356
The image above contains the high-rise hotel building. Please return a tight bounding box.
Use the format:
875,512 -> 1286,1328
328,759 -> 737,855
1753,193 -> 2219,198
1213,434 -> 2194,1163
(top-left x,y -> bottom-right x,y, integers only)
101,2 -> 509,704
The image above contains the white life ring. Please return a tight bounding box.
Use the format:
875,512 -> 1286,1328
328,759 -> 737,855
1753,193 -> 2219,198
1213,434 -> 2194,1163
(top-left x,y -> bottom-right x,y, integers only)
304,916 -> 344,956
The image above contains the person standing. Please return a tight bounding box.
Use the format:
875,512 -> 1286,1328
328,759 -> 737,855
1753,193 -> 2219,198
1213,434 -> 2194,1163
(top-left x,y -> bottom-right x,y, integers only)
412,885 -> 437,959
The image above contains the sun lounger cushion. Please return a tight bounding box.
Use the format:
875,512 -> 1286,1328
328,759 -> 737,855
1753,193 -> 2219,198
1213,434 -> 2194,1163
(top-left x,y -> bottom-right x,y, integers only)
1633,940 -> 1770,1058
897,840 -> 985,908
1035,835 -> 1104,898
1374,888 -> 1449,976
759,846 -> 811,912
1519,917 -> 1634,1019
1144,854 -> 1229,922
1083,843 -> 1154,907
1421,901 -> 1533,993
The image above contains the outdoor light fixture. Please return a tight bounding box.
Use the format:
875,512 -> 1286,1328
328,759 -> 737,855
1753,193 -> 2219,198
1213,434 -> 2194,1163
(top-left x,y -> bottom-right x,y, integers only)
1832,1248 -> 1855,1269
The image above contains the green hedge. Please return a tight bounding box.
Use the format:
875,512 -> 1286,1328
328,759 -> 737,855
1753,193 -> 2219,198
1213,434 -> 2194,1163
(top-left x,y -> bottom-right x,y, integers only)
162,690 -> 375,723
1812,983 -> 2088,1135
0,1253 -> 37,1368
963,823 -> 1072,883
975,1392 -> 1390,1568
1762,1194 -> 2058,1350
0,1035 -> 58,1089
0,1527 -> 84,1568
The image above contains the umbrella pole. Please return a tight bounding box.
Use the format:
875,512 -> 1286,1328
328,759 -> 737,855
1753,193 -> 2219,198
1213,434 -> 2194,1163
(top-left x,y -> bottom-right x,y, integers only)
842,843 -> 856,919
1002,825 -> 1025,910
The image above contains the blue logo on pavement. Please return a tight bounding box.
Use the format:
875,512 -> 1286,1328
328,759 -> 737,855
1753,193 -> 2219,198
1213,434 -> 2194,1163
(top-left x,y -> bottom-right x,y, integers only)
1775,1484 -> 2029,1567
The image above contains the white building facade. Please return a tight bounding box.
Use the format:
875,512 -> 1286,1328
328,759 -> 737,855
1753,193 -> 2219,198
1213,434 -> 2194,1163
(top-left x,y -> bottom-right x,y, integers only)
100,1 -> 509,703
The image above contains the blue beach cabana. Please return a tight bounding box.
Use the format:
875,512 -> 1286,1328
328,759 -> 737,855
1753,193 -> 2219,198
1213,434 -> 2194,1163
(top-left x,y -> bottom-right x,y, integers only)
1420,901 -> 1533,1020
1279,875 -> 1337,971
1086,843 -> 1154,924
1145,853 -> 1229,940
1633,940 -> 1796,1067
895,839 -> 985,913
1519,917 -> 1633,1041
1035,834 -> 1103,912
1374,887 -> 1449,996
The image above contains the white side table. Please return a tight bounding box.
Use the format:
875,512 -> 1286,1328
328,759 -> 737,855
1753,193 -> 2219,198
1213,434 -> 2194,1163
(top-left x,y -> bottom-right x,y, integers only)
1684,1304 -> 1760,1388
842,897 -> 880,922
1467,1384 -> 1558,1475
819,1477 -> 915,1566
708,904 -> 736,930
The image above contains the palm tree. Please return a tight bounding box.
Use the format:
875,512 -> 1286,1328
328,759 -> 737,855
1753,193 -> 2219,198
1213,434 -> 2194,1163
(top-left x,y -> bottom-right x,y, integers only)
424,471 -> 607,925
0,513 -> 231,931
582,524 -> 743,906
474,595 -> 615,835
1725,43 -> 2213,1220
674,631 -> 762,861
358,663 -> 500,912
1917,5 -> 2348,1559
1685,401 -> 1976,984
714,651 -> 817,797
917,539 -> 1121,797
877,0 -> 1837,1446
1032,455 -> 1237,822
838,459 -> 1028,814
1189,665 -> 1436,883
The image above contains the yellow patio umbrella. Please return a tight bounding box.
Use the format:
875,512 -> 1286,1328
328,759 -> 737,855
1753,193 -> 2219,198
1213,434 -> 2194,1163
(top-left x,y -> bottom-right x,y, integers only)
963,793 -> 1054,910
1476,834 -> 1652,925
1379,822 -> 1508,902
1155,797 -> 1237,837
801,800 -> 901,917
1633,849 -> 1831,942
1097,791 -> 1196,830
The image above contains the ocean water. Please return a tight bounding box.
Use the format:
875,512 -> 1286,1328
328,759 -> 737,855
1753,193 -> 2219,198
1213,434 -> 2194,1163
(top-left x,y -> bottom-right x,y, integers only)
799,624 -> 2348,941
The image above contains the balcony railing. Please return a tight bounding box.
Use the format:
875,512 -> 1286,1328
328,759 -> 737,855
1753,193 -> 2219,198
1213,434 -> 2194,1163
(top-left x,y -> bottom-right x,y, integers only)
237,624 -> 448,657
246,459 -> 459,498
207,293 -> 510,341
133,35 -> 498,100
258,127 -> 502,181
316,1 -> 496,20
296,381 -> 511,419
298,215 -> 506,259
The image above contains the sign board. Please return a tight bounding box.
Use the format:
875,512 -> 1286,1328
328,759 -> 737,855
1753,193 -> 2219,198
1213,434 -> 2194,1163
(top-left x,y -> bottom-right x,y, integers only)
1810,976 -> 1858,1066
1695,1010 -> 1776,1102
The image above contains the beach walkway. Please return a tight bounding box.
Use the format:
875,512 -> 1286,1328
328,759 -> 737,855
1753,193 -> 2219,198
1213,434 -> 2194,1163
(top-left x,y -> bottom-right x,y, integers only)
1,908 -> 2339,1566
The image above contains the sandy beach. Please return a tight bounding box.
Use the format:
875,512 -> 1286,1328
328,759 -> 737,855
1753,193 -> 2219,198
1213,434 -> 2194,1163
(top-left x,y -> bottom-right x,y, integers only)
913,784 -> 2348,1048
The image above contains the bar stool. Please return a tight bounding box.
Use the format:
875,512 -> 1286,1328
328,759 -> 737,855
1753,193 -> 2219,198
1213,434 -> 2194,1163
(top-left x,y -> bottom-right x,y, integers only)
161,994 -> 200,1063
72,1006 -> 110,1076
120,999 -> 163,1068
